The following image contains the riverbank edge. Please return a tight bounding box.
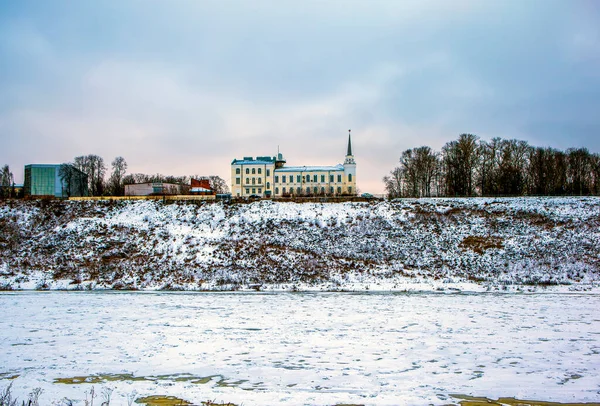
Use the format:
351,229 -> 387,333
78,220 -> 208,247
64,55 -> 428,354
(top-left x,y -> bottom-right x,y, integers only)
2,271 -> 599,294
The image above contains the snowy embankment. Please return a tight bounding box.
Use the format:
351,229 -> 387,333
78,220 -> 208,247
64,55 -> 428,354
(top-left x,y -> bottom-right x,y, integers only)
0,197 -> 599,292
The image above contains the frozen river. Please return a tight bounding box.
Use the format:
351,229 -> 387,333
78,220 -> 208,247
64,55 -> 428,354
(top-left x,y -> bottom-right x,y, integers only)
1,291 -> 600,405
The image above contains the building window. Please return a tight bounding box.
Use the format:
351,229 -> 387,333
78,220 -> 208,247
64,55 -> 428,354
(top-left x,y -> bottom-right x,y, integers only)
282,175 -> 286,183
348,173 -> 353,182
348,187 -> 352,194
246,178 -> 249,184
321,175 -> 325,183
313,175 -> 317,182
236,168 -> 240,174
252,188 -> 256,194
313,187 -> 317,194
306,175 -> 310,183
337,186 -> 341,194
267,169 -> 270,176
330,175 -> 334,182
246,188 -> 250,194
267,182 -> 270,189
252,178 -> 256,185
252,168 -> 256,174
330,186 -> 334,194
258,168 -> 262,174
297,175 -> 301,183
258,178 -> 262,184
258,188 -> 262,194
337,175 -> 342,182
306,187 -> 310,194
283,187 -> 286,194
236,178 -> 240,185
275,176 -> 279,183
275,187 -> 279,194
297,187 -> 301,194
237,193 -> 240,197
246,168 -> 249,174
321,187 -> 325,194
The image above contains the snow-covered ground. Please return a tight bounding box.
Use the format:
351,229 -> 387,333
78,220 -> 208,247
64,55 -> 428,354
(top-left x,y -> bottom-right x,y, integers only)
1,197 -> 599,291
1,291 -> 599,405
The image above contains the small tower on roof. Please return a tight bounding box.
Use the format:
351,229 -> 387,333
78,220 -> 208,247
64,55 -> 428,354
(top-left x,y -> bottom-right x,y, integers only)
275,146 -> 286,169
344,129 -> 355,165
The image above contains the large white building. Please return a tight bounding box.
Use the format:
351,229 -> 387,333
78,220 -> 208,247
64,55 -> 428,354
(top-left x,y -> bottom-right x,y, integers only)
231,132 -> 357,198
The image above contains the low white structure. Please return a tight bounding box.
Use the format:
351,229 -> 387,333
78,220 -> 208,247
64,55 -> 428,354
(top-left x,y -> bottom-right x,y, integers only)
125,182 -> 182,196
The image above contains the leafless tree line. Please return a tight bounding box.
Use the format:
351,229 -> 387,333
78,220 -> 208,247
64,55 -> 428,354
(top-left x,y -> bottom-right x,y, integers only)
1,155 -> 230,198
384,134 -> 600,198
59,155 -> 121,197
60,155 -> 228,196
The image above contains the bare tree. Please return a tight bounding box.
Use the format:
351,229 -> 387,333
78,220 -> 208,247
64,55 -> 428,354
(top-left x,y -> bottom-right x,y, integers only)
496,139 -> 530,196
394,147 -> 439,198
108,156 -> 127,196
442,134 -> 480,196
591,153 -> 600,195
414,146 -> 439,197
383,167 -> 403,199
399,149 -> 418,197
74,155 -> 106,196
478,138 -> 500,196
528,147 -> 550,195
0,165 -> 14,198
567,148 -> 592,195
208,175 -> 229,194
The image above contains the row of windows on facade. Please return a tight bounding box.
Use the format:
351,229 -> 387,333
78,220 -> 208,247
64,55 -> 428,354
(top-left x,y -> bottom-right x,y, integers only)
274,174 -> 353,183
242,186 -> 353,195
235,167 -> 270,176
235,173 -> 352,185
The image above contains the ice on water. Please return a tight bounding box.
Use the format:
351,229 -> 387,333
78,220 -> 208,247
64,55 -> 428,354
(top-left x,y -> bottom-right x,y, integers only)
1,292 -> 599,405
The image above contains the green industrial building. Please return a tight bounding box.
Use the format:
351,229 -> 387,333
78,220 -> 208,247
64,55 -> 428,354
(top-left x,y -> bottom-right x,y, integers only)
24,164 -> 88,198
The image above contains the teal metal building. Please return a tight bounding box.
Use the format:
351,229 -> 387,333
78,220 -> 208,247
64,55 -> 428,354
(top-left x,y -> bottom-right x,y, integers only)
24,164 -> 88,198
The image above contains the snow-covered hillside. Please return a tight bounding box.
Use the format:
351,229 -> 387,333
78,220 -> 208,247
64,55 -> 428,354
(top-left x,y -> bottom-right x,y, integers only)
1,197 -> 599,291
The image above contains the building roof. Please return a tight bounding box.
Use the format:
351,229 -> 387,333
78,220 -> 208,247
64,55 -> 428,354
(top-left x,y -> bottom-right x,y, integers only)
275,164 -> 344,172
25,163 -> 87,177
190,187 -> 212,193
25,163 -> 62,167
231,156 -> 276,165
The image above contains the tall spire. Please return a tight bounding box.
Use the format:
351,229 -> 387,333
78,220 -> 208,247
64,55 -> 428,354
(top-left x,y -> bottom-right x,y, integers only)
344,129 -> 355,165
347,129 -> 352,156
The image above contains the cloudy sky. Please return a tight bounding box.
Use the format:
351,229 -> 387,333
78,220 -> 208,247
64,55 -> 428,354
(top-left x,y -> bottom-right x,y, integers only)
1,0 -> 599,193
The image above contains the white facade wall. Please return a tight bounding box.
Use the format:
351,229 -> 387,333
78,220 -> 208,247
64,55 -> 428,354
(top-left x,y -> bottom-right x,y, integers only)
231,160 -> 276,198
125,183 -> 181,196
273,168 -> 350,196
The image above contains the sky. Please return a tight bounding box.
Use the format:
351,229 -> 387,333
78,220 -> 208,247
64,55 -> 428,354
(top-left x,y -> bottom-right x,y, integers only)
1,0 -> 599,194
